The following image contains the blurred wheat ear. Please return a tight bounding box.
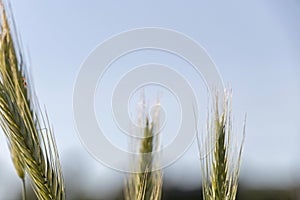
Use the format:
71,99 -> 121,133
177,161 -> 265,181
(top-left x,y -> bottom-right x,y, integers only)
0,1 -> 65,200
198,91 -> 246,200
124,99 -> 162,200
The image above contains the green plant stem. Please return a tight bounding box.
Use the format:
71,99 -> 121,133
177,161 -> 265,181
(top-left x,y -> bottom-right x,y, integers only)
22,178 -> 26,200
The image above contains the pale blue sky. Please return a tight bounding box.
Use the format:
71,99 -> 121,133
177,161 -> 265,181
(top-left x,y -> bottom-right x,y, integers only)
0,0 -> 299,198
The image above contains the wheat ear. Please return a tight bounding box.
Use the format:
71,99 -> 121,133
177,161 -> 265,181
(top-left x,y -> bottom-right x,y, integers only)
0,2 -> 65,200
199,91 -> 245,200
125,99 -> 162,200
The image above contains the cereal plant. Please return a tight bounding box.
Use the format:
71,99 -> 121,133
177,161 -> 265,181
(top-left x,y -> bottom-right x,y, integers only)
198,91 -> 245,200
0,2 -> 65,200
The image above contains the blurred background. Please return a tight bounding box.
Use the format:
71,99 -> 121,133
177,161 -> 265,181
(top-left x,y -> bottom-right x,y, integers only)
0,0 -> 299,199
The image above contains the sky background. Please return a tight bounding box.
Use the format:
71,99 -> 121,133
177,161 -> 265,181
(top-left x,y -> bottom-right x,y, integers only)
0,0 -> 299,199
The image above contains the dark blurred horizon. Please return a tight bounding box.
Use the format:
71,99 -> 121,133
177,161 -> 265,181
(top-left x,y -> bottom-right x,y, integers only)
11,182 -> 300,200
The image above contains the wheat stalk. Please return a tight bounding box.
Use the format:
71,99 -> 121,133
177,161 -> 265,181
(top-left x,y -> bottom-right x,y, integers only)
198,91 -> 245,200
0,2 -> 65,200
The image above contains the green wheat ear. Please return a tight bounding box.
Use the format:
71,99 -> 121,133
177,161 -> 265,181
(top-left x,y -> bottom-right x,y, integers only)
0,1 -> 65,200
198,91 -> 246,200
124,99 -> 162,200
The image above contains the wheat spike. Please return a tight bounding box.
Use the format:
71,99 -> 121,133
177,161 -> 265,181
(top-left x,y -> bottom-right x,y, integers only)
199,91 -> 245,200
125,98 -> 162,200
0,2 -> 65,200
